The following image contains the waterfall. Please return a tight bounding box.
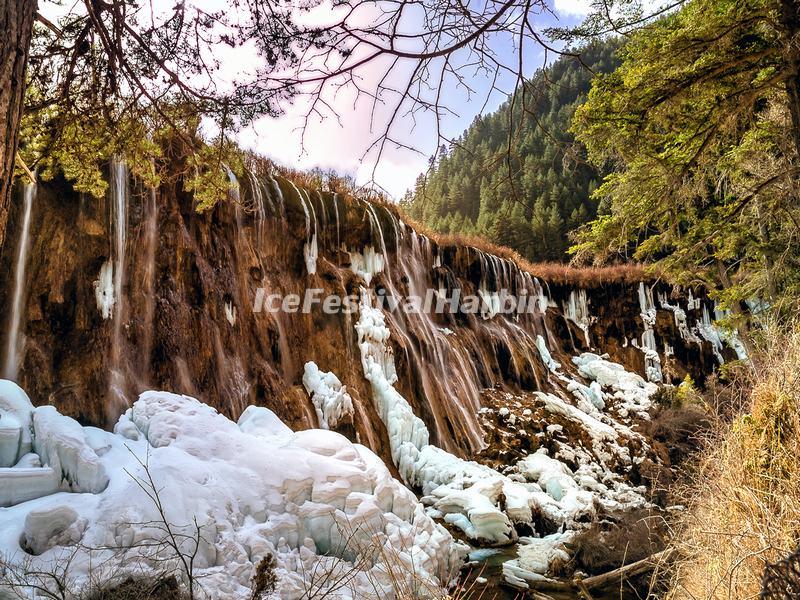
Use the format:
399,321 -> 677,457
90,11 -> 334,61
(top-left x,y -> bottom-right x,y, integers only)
110,161 -> 128,321
140,186 -> 158,385
3,182 -> 35,381
108,160 -> 129,409
288,181 -> 318,274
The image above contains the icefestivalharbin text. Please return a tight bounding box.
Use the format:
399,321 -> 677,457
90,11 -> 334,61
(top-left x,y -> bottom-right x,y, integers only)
252,287 -> 540,315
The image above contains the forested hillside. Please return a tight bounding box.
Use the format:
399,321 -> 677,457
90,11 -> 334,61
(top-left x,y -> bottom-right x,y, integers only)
401,39 -> 621,262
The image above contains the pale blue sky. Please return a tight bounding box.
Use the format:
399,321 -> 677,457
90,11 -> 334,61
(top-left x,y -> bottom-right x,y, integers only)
239,0 -> 593,198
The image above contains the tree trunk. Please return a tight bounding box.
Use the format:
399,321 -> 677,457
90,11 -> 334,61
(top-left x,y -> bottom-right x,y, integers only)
0,0 -> 37,253
779,0 -> 800,159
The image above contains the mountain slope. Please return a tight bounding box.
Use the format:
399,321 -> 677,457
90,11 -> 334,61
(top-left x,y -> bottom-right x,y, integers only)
401,39 -> 621,262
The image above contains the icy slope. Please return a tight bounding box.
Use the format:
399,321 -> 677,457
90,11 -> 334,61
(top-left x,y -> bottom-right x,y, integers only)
0,384 -> 464,599
355,290 -> 657,554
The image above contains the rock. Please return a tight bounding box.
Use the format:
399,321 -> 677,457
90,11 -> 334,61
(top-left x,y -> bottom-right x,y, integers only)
21,505 -> 85,555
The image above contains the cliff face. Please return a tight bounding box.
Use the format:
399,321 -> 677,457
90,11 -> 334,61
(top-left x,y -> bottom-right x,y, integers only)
0,165 -> 737,464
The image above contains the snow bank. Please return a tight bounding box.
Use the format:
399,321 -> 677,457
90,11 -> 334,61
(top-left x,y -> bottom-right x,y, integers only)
0,388 -> 465,598
302,362 -> 355,429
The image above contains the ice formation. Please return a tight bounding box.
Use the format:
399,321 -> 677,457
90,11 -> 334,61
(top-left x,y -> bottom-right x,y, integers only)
563,289 -> 591,346
348,246 -> 386,285
0,385 -> 465,598
302,362 -> 355,429
638,283 -> 663,383
304,234 -> 318,275
224,301 -> 237,326
658,291 -> 700,343
355,289 -> 654,555
0,382 -> 108,508
503,533 -> 573,589
535,335 -> 560,372
93,260 -> 115,320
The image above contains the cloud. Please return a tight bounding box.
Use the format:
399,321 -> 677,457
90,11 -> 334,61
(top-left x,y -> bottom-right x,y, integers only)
553,0 -> 592,17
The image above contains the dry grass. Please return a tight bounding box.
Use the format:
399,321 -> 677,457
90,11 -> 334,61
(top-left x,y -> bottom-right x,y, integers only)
244,153 -> 648,287
668,321 -> 800,599
400,215 -> 648,288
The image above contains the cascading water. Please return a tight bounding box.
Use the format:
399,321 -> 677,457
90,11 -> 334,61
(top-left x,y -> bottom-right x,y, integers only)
108,160 -> 129,411
288,181 -> 318,274
2,182 -> 35,381
139,185 -> 158,385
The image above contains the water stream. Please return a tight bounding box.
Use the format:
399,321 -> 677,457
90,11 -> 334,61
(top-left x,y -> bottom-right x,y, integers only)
2,182 -> 35,381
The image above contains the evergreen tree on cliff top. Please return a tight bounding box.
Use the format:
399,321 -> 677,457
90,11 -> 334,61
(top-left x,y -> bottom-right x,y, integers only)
571,0 -> 800,312
402,39 -> 621,263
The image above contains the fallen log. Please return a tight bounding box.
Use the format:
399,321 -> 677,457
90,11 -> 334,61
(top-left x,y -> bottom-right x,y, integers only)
578,548 -> 675,590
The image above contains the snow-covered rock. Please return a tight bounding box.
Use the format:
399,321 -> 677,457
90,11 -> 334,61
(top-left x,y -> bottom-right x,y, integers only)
0,381 -> 34,463
355,289 -> 653,551
0,389 -> 465,598
503,533 -> 574,589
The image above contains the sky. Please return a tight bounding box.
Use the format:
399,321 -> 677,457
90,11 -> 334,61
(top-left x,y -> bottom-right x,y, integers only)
238,1 -> 593,199
40,0 -> 592,199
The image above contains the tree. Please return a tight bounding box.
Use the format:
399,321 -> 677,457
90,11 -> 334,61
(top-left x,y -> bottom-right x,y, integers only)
2,0 -> 317,250
402,39 -> 622,262
1,0 -> 689,255
0,0 -> 38,251
571,0 -> 800,311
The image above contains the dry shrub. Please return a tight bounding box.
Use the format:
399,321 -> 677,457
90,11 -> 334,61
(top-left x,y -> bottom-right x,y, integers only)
570,508 -> 668,576
668,320 -> 800,599
83,576 -> 186,600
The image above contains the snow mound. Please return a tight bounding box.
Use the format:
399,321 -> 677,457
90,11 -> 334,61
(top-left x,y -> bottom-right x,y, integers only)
0,389 -> 465,598
572,352 -> 657,419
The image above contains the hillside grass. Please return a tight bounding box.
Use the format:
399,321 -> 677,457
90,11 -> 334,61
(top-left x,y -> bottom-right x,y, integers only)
668,322 -> 800,599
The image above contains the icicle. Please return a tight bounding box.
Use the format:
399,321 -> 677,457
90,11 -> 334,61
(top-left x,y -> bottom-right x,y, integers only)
637,283 -> 662,383
563,289 -> 591,346
658,289 -> 698,343
224,302 -> 237,326
3,182 -> 35,381
696,303 -> 748,363
94,261 -> 115,320
349,246 -> 385,285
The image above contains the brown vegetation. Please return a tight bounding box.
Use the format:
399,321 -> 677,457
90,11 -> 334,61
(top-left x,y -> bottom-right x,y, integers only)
667,322 -> 800,599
